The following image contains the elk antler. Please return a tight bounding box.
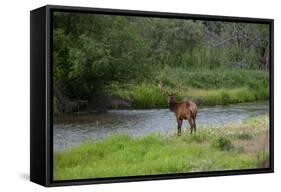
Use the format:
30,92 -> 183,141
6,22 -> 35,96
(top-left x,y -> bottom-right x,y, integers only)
174,85 -> 182,95
159,81 -> 170,95
159,81 -> 182,96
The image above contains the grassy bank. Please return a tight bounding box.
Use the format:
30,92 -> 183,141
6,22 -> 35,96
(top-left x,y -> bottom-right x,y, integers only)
54,115 -> 269,180
110,84 -> 268,109
108,68 -> 269,109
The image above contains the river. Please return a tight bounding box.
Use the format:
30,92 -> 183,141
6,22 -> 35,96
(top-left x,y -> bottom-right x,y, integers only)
54,101 -> 269,151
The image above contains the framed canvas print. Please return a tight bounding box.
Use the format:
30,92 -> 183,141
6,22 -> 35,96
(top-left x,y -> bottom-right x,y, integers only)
30,5 -> 274,187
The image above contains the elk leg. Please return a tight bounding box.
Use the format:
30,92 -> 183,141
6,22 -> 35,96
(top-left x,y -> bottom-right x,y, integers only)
188,118 -> 194,134
177,119 -> 182,136
193,118 -> 196,133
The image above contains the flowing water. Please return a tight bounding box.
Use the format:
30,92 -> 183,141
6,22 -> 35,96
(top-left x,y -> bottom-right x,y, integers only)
54,102 -> 269,151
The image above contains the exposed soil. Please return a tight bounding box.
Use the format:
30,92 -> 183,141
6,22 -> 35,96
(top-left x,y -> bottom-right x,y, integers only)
233,131 -> 269,154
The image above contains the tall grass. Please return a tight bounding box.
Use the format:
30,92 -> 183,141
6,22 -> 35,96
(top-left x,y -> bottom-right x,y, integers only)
155,67 -> 269,89
109,85 -> 268,109
54,115 -> 270,180
108,68 -> 269,109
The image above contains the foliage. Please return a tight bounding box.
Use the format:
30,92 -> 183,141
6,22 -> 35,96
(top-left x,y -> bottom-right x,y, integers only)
212,136 -> 233,151
53,12 -> 270,112
108,68 -> 269,108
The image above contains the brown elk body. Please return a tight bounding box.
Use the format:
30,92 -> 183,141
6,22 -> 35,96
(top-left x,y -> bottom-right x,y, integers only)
168,95 -> 197,136
159,83 -> 198,136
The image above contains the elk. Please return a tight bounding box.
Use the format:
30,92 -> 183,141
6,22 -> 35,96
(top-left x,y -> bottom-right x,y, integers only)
159,82 -> 198,136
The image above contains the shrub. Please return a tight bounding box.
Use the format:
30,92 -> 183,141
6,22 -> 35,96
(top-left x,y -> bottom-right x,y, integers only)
212,136 -> 233,151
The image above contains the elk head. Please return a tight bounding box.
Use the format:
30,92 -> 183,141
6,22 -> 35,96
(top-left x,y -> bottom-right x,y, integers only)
158,81 -> 181,104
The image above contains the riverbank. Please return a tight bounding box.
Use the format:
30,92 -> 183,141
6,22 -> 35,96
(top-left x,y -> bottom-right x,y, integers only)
53,68 -> 269,113
109,85 -> 269,109
108,68 -> 269,109
53,115 -> 269,180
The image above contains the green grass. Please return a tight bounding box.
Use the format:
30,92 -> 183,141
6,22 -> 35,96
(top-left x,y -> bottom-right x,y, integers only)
156,67 -> 269,89
107,68 -> 269,109
54,115 -> 270,180
186,87 -> 268,106
109,84 -> 268,109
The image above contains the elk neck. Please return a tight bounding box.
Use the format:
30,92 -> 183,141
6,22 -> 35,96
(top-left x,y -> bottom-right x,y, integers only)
168,99 -> 178,112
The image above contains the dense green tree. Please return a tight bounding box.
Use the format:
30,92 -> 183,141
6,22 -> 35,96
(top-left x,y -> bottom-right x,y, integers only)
53,12 -> 270,113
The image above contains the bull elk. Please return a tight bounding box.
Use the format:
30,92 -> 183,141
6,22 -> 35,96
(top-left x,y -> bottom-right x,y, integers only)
159,82 -> 198,136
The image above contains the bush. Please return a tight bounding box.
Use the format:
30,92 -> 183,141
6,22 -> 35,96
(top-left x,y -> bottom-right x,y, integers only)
212,136 -> 233,151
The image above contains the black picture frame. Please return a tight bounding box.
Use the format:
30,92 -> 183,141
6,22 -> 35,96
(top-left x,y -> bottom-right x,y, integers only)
30,4 -> 274,187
